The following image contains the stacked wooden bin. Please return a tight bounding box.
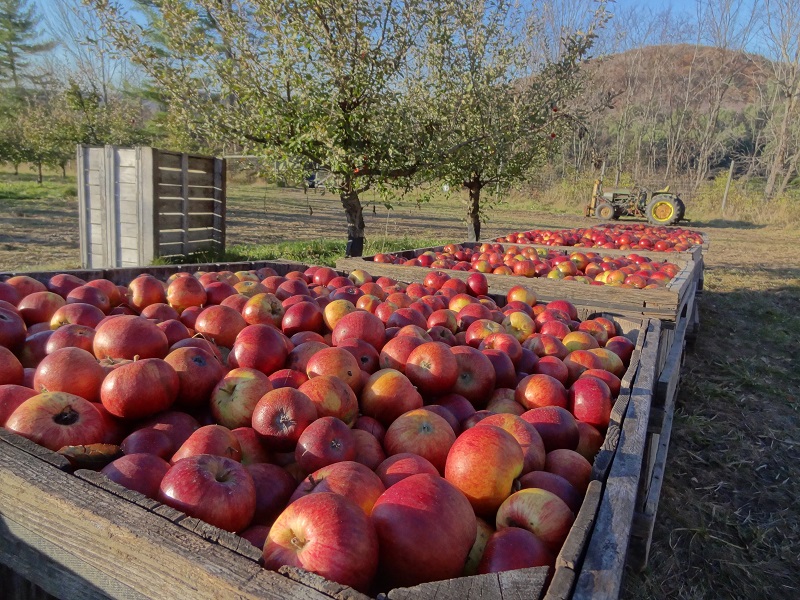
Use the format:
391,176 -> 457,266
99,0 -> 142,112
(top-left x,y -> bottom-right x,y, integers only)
0,231 -> 705,599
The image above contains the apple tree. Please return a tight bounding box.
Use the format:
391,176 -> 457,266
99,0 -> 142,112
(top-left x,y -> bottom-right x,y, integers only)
408,0 -> 607,241
87,0 -> 439,256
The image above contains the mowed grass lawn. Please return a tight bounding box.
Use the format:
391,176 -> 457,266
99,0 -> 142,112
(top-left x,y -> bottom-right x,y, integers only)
1,169 -> 799,598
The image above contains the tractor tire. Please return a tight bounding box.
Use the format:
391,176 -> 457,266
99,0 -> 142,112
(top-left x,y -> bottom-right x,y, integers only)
647,195 -> 680,226
595,201 -> 616,220
675,197 -> 686,222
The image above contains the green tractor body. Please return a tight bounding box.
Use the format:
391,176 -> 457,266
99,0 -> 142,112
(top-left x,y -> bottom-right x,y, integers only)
584,165 -> 686,225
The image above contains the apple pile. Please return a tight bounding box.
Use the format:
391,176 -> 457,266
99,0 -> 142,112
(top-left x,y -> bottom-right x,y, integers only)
0,266 -> 636,593
495,223 -> 704,251
372,244 -> 680,289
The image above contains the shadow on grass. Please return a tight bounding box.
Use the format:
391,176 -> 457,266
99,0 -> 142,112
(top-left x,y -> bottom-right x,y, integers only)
690,218 -> 765,229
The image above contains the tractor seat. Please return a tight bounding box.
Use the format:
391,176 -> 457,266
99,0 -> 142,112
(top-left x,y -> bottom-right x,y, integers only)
656,185 -> 670,193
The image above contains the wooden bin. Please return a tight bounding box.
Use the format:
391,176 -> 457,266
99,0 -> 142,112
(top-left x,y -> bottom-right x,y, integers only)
0,262 -> 662,600
77,145 -> 226,269
337,250 -> 700,323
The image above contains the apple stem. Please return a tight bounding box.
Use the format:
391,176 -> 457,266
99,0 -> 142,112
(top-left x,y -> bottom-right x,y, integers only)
290,535 -> 306,551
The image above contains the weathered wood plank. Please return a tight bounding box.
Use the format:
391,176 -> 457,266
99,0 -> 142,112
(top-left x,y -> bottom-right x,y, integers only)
557,479 -> 603,570
544,565 -> 577,600
573,319 -> 661,600
0,429 -> 72,471
157,198 -> 220,214
0,437 -> 336,600
279,567 -> 371,600
158,168 -> 215,187
383,566 -> 550,600
158,213 -> 216,230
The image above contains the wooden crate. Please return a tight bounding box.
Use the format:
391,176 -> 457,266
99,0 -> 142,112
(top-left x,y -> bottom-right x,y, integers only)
0,260 -> 310,286
0,262 -> 664,600
77,145 -> 226,268
337,253 -> 700,323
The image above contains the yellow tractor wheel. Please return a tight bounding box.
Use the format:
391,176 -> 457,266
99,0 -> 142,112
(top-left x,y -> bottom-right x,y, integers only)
646,195 -> 680,225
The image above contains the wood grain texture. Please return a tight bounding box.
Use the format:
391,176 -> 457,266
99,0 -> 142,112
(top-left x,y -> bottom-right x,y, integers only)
383,567 -> 550,600
278,567 -> 372,600
0,438 -> 337,600
573,319 -> 661,600
557,480 -> 604,570
0,564 -> 58,600
544,565 -> 577,600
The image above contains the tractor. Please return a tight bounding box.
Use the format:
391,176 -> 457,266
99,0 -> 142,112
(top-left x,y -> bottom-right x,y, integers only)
584,165 -> 686,226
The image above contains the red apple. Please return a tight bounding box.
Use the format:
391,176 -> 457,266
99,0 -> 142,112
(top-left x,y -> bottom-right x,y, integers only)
605,336 -> 635,366
141,411 -> 200,454
159,454 -> 255,532
404,342 -> 458,396
294,416 -> 356,474
575,421 -> 604,463
331,310 -> 386,351
289,460 -> 385,515
17,291 -> 65,326
564,350 -> 605,383
211,368 -> 273,429
375,452 -> 439,488
384,408 -> 456,474
518,470 -> 582,513
120,428 -> 173,459
521,406 -> 579,452
44,323 -> 95,354
228,324 -> 289,376
5,275 -> 47,300
545,448 -> 593,494
34,347 -> 106,402
101,358 -> 179,419
127,275 -> 167,311
247,462 -> 297,525
478,527 -> 554,574
167,276 -> 207,313
354,415 -> 386,444
516,374 -> 568,411
268,368 -> 308,389
6,391 -> 105,450
0,384 -> 38,426
251,387 -> 318,451
306,347 -> 361,392
450,345 -> 496,408
171,424 -> 242,463
477,413 -> 546,474
335,338 -> 380,374
372,473 -> 476,589
93,315 -> 169,360
67,285 -> 111,314
533,355 -> 569,385
437,393 -> 476,425
164,346 -> 225,409
194,305 -> 247,348
263,492 -> 378,592
101,453 -> 170,499
569,375 -> 613,430
444,424 -> 524,516
232,427 -> 271,464
0,307 -> 27,352
496,488 -> 575,551
352,429 -> 386,470
298,375 -> 358,426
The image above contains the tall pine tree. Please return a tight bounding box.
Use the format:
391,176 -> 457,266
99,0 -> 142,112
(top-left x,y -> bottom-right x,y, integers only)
0,0 -> 55,91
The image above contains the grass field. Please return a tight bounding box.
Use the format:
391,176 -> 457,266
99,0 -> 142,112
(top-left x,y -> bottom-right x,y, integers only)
1,170 -> 799,598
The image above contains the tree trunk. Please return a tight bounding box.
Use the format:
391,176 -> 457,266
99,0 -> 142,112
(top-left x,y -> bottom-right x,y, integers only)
341,190 -> 365,257
466,179 -> 482,242
13,163 -> 18,176
37,162 -> 43,185
61,163 -> 67,179
764,95 -> 795,200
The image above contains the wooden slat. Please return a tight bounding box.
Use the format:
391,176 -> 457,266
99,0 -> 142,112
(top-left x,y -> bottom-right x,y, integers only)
383,566 -> 550,600
158,213 -> 216,230
0,563 -> 58,600
158,185 -> 221,199
156,152 -> 182,170
159,228 -> 221,245
157,198 -> 220,214
0,437 -> 340,600
158,169 -> 215,187
159,239 -> 221,256
573,319 -> 661,600
188,155 -> 214,172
